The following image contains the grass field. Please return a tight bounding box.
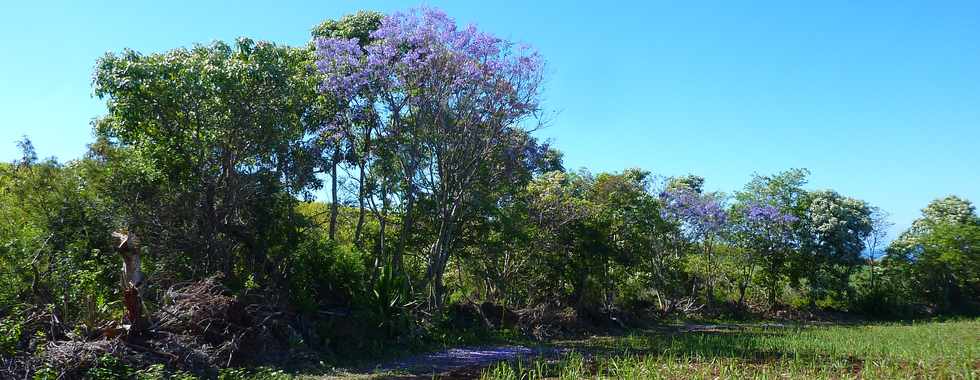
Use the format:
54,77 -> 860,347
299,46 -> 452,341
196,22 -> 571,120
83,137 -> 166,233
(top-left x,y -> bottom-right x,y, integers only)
479,319 -> 980,380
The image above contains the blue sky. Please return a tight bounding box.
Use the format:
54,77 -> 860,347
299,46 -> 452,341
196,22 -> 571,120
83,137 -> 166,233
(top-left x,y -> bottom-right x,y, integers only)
1,1 -> 978,238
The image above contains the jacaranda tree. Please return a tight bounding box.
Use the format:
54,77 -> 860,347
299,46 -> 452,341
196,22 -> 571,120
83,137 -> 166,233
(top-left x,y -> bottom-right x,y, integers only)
660,185 -> 727,304
733,198 -> 798,308
315,7 -> 545,308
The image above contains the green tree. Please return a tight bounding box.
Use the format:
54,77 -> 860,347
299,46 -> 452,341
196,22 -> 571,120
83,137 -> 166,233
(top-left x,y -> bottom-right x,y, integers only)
93,38 -> 319,289
891,195 -> 977,253
886,196 -> 980,313
0,138 -> 116,335
524,170 -> 596,308
454,133 -> 561,307
798,190 -> 873,306
732,169 -> 808,308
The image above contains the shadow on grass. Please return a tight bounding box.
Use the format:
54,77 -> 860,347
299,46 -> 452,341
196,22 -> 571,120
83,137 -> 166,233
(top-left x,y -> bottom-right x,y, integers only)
556,325 -> 836,365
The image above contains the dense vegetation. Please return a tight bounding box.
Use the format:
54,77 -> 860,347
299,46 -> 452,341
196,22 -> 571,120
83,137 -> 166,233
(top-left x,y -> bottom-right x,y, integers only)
0,6 -> 977,379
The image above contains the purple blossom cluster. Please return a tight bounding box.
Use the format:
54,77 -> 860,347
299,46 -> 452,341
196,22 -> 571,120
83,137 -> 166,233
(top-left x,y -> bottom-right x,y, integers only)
660,188 -> 727,235
314,6 -> 544,128
744,201 -> 797,225
315,37 -> 371,100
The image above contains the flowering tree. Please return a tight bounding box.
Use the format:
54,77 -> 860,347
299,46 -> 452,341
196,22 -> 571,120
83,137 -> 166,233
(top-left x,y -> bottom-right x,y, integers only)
660,188 -> 727,238
309,11 -> 383,242
890,195 -> 977,254
733,199 -> 798,308
886,196 -> 980,312
660,186 -> 727,304
803,191 -> 872,265
315,7 -> 545,307
799,190 -> 873,302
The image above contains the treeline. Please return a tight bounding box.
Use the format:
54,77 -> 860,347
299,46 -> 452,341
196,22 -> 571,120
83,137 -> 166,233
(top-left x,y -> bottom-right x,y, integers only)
1,6 -> 978,367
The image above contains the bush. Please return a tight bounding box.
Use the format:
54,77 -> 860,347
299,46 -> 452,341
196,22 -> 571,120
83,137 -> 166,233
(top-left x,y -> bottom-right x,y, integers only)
850,266 -> 920,319
286,238 -> 367,314
0,154 -> 117,333
84,355 -> 134,380
0,313 -> 24,356
218,367 -> 292,380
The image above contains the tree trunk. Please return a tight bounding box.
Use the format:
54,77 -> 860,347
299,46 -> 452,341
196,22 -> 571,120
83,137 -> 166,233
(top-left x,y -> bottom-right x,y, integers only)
354,163 -> 366,247
371,183 -> 390,285
329,152 -> 340,241
394,179 -> 415,276
123,286 -> 146,336
869,251 -> 876,291
768,262 -> 778,310
425,216 -> 456,310
704,239 -> 714,306
737,283 -> 748,307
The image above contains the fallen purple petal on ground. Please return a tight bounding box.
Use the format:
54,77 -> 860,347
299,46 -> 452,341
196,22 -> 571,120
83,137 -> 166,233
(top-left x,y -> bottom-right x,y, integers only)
373,346 -> 559,374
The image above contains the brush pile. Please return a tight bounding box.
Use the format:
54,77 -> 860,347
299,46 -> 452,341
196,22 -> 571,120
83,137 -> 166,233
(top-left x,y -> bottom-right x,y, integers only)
21,275 -> 315,378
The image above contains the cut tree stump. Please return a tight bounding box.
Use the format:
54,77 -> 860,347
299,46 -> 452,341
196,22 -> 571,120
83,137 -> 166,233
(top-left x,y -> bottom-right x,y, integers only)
113,230 -> 147,337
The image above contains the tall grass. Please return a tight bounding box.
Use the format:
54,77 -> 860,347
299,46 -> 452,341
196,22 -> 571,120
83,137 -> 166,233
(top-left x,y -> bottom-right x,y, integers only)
481,319 -> 979,379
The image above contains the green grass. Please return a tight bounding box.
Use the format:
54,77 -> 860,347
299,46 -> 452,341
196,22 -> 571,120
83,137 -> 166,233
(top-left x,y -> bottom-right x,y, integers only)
481,319 -> 980,379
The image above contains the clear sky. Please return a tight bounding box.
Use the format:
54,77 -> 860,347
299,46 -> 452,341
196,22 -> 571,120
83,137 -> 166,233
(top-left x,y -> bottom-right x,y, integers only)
1,1 -> 978,238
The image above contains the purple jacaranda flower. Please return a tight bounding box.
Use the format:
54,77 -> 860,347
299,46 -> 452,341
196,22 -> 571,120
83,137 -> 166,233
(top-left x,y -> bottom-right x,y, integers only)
313,6 -> 543,126
744,200 -> 797,225
660,188 -> 727,237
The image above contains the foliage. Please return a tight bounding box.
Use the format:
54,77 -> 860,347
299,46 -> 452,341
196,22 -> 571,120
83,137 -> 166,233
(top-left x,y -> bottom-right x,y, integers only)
84,355 -> 132,380
0,312 -> 24,356
93,37 -> 320,289
314,6 -> 545,307
0,140 -> 117,338
0,5 -> 977,378
886,198 -> 980,314
797,190 -> 873,306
